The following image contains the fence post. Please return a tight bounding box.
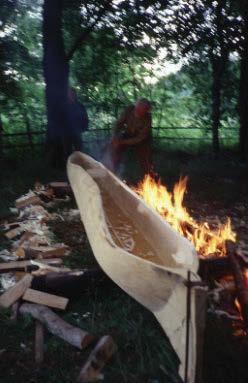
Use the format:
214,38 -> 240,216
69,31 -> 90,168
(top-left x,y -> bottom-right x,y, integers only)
25,114 -> 34,150
0,114 -> 3,159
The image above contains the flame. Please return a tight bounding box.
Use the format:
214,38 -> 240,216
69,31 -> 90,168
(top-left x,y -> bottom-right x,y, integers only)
235,298 -> 241,315
134,174 -> 236,257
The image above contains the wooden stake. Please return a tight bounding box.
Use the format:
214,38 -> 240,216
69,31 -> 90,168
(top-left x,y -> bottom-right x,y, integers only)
77,335 -> 117,383
19,303 -> 94,349
35,320 -> 44,365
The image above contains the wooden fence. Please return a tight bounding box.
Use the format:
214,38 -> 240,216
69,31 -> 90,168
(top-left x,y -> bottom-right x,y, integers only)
0,126 -> 239,155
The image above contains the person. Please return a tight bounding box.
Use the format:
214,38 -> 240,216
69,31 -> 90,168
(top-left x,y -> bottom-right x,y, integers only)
109,98 -> 153,174
65,87 -> 89,155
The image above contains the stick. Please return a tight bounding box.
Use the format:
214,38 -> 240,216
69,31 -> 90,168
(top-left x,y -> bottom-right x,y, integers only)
19,303 -> 95,349
77,335 -> 117,382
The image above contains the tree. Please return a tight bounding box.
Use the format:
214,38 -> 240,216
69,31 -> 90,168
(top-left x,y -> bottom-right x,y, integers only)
42,0 -> 170,164
238,0 -> 248,159
163,0 -> 240,156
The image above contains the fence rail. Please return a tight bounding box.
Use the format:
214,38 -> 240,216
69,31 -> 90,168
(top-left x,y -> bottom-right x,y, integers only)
0,126 -> 239,152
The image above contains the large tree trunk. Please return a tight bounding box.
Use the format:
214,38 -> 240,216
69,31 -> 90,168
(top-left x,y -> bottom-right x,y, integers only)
210,0 -> 228,158
211,59 -> 222,156
42,0 -> 69,166
239,10 -> 248,161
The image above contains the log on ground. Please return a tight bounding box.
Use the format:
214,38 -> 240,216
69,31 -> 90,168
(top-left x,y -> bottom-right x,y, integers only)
19,303 -> 94,349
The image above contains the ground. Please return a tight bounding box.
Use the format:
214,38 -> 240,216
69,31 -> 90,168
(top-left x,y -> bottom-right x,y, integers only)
0,145 -> 248,383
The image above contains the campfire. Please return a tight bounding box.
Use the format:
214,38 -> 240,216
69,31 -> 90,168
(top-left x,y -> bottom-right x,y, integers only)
134,174 -> 236,258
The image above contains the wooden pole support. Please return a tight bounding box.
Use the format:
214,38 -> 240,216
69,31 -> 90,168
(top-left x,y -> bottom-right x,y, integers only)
35,320 -> 45,365
227,240 -> 248,328
77,335 -> 117,383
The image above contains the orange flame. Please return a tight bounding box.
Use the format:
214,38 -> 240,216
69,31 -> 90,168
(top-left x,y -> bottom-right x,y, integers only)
134,174 -> 236,257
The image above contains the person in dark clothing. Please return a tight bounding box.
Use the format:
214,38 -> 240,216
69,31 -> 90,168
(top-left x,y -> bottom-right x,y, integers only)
108,98 -> 152,175
65,87 -> 89,155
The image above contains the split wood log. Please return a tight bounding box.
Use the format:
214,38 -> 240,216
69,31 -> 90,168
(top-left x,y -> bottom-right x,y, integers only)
77,335 -> 117,383
35,320 -> 44,365
48,182 -> 71,197
19,303 -> 94,349
15,194 -> 42,209
25,244 -> 69,259
0,258 -> 63,273
5,227 -> 23,240
0,274 -> 33,308
22,288 -> 69,310
31,268 -> 108,298
227,240 -> 248,328
13,231 -> 35,250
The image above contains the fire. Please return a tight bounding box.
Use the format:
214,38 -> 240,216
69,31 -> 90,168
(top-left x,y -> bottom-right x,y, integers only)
134,174 -> 236,257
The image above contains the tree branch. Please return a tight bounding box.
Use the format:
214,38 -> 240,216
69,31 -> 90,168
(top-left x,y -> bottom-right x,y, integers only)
66,4 -> 111,62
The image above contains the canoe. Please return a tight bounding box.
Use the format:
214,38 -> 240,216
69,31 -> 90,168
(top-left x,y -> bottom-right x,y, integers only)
67,151 -> 201,382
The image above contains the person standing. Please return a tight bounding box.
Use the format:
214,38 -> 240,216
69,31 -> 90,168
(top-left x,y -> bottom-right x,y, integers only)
109,98 -> 152,175
65,87 -> 89,156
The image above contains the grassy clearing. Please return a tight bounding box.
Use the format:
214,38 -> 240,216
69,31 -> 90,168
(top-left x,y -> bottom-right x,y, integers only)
0,145 -> 248,383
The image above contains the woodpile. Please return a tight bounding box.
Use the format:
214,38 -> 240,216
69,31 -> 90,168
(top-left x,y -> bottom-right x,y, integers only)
0,181 -> 117,382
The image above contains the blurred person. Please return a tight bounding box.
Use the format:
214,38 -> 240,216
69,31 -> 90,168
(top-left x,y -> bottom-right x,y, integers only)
64,87 -> 89,156
108,98 -> 153,175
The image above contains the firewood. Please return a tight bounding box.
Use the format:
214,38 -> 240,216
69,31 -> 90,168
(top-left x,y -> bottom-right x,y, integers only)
13,231 -> 35,249
25,244 -> 69,259
15,194 -> 42,209
31,260 -> 71,276
5,227 -> 23,239
23,288 -> 69,310
35,320 -> 44,365
227,240 -> 248,328
49,182 -> 71,197
31,268 -> 107,298
0,274 -> 33,308
199,256 -> 231,282
19,303 -> 95,349
0,258 -> 63,273
77,335 -> 117,383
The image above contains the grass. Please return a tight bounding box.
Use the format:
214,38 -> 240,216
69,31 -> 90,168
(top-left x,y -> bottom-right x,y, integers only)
0,144 -> 248,383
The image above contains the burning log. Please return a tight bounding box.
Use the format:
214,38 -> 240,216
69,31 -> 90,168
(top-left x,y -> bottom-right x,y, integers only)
227,240 -> 248,328
77,335 -> 117,383
19,303 -> 95,349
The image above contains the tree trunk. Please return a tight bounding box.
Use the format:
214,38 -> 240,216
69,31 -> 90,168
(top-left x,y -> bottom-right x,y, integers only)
239,11 -> 248,161
211,59 -> 222,156
42,0 -> 69,166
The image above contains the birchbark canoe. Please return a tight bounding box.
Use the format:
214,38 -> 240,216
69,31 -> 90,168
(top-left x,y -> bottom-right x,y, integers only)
67,151 -> 201,383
